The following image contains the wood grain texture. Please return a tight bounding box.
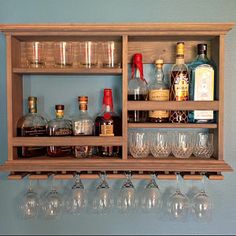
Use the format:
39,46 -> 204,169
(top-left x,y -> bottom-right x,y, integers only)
127,101 -> 219,111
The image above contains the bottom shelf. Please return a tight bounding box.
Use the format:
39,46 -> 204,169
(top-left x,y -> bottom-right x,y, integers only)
0,157 -> 233,173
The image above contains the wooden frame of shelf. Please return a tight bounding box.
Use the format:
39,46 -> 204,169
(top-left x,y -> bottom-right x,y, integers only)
0,23 -> 234,179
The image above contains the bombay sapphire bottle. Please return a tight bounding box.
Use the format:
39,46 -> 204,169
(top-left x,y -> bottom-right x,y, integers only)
189,44 -> 216,123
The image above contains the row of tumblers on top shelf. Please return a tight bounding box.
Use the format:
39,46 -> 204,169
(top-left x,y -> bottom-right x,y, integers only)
128,131 -> 214,159
25,41 -> 121,69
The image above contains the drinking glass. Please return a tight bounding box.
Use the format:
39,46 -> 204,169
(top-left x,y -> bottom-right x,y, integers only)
117,172 -> 137,214
101,41 -> 121,68
54,41 -> 73,67
79,41 -> 98,68
193,132 -> 214,158
150,131 -> 171,158
191,175 -> 213,221
129,131 -> 150,158
65,174 -> 87,215
140,174 -> 161,214
41,175 -> 63,219
18,179 -> 40,219
166,173 -> 190,220
172,131 -> 194,158
26,41 -> 45,68
92,172 -> 113,215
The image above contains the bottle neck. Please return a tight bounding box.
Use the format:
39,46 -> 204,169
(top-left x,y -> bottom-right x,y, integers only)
102,104 -> 113,113
156,66 -> 164,82
56,110 -> 64,119
197,52 -> 208,60
176,55 -> 185,65
28,108 -> 37,114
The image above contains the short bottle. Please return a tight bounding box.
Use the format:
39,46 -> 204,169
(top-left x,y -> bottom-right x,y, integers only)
17,96 -> 47,157
95,88 -> 122,157
128,53 -> 148,123
47,105 -> 73,157
189,44 -> 215,123
72,96 -> 94,158
169,42 -> 189,123
148,59 -> 170,123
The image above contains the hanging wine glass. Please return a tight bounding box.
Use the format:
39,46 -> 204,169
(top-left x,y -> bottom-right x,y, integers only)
18,177 -> 40,219
41,174 -> 63,219
191,174 -> 213,221
65,174 -> 87,215
92,172 -> 113,215
117,171 -> 137,214
140,174 -> 161,214
166,173 -> 190,221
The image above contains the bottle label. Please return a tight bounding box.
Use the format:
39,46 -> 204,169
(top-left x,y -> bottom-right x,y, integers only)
194,65 -> 214,119
73,121 -> 93,135
174,74 -> 189,101
22,126 -> 46,136
148,89 -> 169,118
53,128 -> 72,136
99,124 -> 114,136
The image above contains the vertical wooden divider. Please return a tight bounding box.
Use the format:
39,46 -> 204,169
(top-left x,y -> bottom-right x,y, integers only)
122,35 -> 128,160
218,35 -> 225,160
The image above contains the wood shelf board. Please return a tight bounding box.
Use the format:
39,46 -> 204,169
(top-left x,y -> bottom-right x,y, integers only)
0,23 -> 234,33
128,123 -> 217,129
13,67 -> 122,75
12,136 -> 123,146
1,159 -> 232,172
127,101 -> 219,111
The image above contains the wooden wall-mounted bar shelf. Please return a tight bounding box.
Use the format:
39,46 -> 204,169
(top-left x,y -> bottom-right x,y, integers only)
0,23 -> 234,179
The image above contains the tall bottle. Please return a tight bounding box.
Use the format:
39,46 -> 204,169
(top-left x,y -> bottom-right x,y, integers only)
95,88 -> 122,157
17,96 -> 47,157
72,96 -> 94,158
148,59 -> 170,123
189,44 -> 215,123
169,42 -> 189,123
128,53 -> 148,123
47,105 -> 73,157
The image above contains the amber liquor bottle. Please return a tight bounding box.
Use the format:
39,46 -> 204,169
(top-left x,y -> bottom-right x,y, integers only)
95,88 -> 122,157
47,105 -> 73,157
169,42 -> 189,123
17,96 -> 47,157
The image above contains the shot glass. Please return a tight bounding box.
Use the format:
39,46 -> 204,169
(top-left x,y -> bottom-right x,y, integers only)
79,41 -> 98,68
54,41 -> 73,67
193,132 -> 214,158
101,41 -> 121,68
26,41 -> 45,68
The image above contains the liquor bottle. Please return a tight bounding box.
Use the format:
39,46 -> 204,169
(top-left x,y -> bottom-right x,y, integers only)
47,104 -> 73,157
169,42 -> 189,123
128,53 -> 148,123
17,96 -> 47,157
148,59 -> 170,123
72,96 -> 94,158
189,44 -> 215,123
95,88 -> 122,157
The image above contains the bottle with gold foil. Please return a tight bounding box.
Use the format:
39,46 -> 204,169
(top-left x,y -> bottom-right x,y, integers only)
169,42 -> 189,123
72,96 -> 94,158
17,96 -> 47,157
47,104 -> 73,157
148,59 -> 170,123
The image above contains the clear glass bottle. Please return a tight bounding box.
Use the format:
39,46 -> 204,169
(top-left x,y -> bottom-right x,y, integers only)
189,44 -> 216,123
47,105 -> 73,157
95,88 -> 122,157
148,59 -> 170,123
72,96 -> 94,158
169,42 -> 189,123
128,53 -> 148,123
17,96 -> 47,157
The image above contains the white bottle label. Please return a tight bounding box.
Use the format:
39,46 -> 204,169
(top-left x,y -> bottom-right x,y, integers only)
194,65 -> 214,120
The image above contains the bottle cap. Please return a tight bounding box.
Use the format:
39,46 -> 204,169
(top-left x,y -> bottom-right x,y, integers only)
155,59 -> 164,65
103,88 -> 113,108
28,96 -> 37,113
78,96 -> 88,110
78,96 -> 88,103
28,96 -> 37,102
133,53 -> 143,64
55,104 -> 64,110
176,42 -> 185,55
197,44 -> 207,54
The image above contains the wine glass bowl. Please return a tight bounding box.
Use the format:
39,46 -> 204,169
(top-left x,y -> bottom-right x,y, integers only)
150,131 -> 171,158
172,131 -> 194,158
193,132 -> 214,158
129,131 -> 150,158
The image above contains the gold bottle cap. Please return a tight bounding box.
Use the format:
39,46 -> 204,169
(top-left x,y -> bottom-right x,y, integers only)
176,42 -> 185,55
28,96 -> 37,113
155,59 -> 164,68
78,96 -> 88,103
78,96 -> 88,111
